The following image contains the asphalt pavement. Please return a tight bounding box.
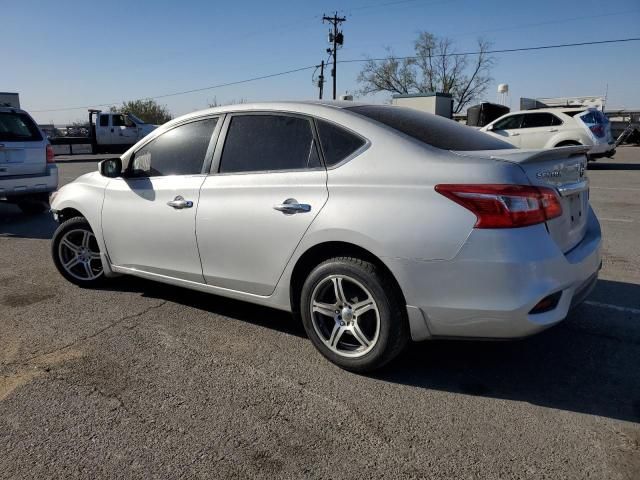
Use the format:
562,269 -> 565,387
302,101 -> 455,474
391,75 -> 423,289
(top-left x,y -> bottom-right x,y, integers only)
0,149 -> 639,479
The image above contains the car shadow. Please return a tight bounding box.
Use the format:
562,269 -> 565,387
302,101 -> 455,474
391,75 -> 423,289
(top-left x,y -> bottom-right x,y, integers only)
102,275 -> 306,339
588,162 -> 640,170
375,279 -> 640,424
0,203 -> 57,239
101,275 -> 640,423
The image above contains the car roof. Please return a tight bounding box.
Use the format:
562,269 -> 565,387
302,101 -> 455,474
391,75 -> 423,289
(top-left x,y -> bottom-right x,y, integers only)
168,100 -> 374,123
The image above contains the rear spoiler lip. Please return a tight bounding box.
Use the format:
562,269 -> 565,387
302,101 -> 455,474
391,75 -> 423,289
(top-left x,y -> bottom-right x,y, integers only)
451,145 -> 590,164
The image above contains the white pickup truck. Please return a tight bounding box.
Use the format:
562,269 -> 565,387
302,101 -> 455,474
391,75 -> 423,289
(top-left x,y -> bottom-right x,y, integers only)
89,110 -> 157,153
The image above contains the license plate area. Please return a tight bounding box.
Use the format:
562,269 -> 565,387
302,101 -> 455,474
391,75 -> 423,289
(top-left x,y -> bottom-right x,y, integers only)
566,192 -> 587,228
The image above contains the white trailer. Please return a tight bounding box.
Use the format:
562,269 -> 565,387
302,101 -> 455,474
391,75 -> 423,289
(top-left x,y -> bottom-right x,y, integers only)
0,92 -> 20,108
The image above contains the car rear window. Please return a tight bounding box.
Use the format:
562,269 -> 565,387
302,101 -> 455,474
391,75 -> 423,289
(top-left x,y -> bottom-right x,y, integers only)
0,111 -> 43,142
579,110 -> 609,126
347,105 -> 512,151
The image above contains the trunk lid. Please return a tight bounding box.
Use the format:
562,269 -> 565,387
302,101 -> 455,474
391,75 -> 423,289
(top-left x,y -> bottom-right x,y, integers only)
453,146 -> 590,253
0,110 -> 47,177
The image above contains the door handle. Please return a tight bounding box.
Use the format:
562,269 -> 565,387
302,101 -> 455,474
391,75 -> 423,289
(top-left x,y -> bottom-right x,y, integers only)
167,195 -> 193,209
510,132 -> 520,136
273,198 -> 311,215
548,128 -> 558,132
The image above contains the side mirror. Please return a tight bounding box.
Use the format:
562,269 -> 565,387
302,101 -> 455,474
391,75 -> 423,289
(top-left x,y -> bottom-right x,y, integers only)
485,124 -> 494,131
98,158 -> 122,178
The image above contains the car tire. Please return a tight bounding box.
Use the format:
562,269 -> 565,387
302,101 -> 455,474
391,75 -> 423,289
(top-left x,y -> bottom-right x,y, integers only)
51,217 -> 106,287
300,256 -> 409,373
17,199 -> 49,215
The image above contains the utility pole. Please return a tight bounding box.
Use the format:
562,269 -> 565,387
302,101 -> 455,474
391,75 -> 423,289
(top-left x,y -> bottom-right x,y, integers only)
322,12 -> 346,100
318,60 -> 325,100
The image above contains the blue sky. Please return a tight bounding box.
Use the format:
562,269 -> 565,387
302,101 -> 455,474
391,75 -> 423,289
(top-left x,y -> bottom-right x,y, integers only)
3,0 -> 639,124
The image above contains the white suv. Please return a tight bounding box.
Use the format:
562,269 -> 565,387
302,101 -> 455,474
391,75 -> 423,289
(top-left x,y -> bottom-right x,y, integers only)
0,106 -> 58,213
481,108 -> 615,160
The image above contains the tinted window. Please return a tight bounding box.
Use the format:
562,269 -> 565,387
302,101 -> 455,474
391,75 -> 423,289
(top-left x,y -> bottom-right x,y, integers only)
0,112 -> 43,142
579,110 -> 609,126
112,114 -> 125,127
129,118 -> 217,177
522,113 -> 562,128
494,114 -> 524,130
99,114 -> 110,127
347,105 -> 511,151
219,115 -> 320,173
317,119 -> 365,166
112,114 -> 135,128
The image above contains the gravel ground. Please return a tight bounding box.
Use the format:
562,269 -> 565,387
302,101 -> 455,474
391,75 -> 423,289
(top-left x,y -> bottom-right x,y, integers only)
0,148 -> 638,479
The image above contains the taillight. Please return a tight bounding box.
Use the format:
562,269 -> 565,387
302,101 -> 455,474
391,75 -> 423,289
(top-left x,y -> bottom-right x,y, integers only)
435,184 -> 562,228
589,124 -> 605,138
46,144 -> 55,163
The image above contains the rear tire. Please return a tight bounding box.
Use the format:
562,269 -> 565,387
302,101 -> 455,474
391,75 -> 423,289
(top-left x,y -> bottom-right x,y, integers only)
300,257 -> 409,373
51,217 -> 105,287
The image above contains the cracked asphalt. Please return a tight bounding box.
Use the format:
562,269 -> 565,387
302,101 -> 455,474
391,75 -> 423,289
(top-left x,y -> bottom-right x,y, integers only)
1,149 -> 639,479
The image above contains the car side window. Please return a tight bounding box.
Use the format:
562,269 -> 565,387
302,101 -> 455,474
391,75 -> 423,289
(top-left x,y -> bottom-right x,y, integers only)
219,115 -> 321,173
112,115 -> 126,127
493,115 -> 523,130
522,113 -> 562,128
316,119 -> 366,167
99,114 -> 110,127
128,118 -> 218,177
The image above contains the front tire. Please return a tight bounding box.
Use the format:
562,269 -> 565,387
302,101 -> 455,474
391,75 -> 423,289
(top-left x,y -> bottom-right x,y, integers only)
51,217 -> 105,287
300,257 -> 409,373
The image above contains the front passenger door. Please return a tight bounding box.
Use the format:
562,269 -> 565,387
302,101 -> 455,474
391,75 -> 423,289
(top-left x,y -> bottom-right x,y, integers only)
487,114 -> 524,147
102,117 -> 220,283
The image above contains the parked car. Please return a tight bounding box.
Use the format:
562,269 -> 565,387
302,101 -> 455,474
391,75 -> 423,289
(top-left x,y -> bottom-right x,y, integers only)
0,106 -> 58,213
49,102 -> 601,372
481,107 -> 615,160
90,110 -> 157,153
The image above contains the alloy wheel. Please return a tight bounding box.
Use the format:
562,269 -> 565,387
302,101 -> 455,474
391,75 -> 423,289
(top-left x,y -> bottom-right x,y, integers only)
58,229 -> 103,281
310,274 -> 380,358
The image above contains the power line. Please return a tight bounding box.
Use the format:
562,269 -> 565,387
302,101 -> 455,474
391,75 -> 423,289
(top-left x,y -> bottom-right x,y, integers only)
30,37 -> 640,113
30,65 -> 317,113
337,37 -> 640,63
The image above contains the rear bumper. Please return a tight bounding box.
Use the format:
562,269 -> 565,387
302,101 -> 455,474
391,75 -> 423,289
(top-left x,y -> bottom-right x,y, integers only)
390,207 -> 602,341
0,165 -> 58,199
587,142 -> 615,159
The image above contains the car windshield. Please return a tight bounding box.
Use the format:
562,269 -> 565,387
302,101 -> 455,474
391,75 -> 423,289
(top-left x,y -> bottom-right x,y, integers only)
127,113 -> 145,125
347,105 -> 512,151
0,111 -> 43,142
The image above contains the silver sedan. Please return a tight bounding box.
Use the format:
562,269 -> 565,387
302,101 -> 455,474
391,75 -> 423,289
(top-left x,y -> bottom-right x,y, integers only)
50,101 -> 601,372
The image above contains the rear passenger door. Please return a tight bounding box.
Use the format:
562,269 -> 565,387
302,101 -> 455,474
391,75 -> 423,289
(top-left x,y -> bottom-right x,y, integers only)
95,114 -> 113,145
196,113 -> 328,296
519,112 -> 563,149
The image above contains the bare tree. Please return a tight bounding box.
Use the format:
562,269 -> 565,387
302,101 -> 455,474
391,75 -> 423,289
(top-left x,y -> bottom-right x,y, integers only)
357,32 -> 494,113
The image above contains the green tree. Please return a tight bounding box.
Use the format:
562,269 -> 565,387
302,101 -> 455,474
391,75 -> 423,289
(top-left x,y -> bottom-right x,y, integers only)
110,99 -> 172,125
357,32 -> 495,113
